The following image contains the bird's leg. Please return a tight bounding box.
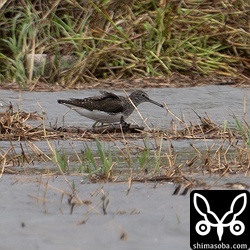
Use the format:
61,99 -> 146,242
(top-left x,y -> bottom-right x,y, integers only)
92,121 -> 105,128
92,121 -> 99,128
120,116 -> 130,132
120,116 -> 125,126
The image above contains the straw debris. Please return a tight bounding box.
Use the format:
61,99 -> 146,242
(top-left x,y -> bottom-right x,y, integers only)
0,104 -> 249,189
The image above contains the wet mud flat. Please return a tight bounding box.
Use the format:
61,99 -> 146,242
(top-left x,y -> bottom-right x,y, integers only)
1,173 -> 249,250
1,86 -> 250,249
0,175 -> 190,250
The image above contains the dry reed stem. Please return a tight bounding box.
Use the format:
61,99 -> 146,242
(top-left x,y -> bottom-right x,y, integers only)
0,0 -> 249,88
122,88 -> 151,131
0,102 -> 249,187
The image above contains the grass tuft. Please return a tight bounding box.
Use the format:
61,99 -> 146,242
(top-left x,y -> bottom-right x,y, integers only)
0,0 -> 249,88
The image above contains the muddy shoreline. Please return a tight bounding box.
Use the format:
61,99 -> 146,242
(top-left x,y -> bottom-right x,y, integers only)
0,74 -> 249,92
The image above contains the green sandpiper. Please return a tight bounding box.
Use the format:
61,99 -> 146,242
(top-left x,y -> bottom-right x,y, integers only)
58,90 -> 164,127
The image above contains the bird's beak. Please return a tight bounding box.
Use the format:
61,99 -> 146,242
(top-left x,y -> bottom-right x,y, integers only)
149,99 -> 164,108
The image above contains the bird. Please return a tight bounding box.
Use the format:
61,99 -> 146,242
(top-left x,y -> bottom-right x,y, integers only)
57,90 -> 164,127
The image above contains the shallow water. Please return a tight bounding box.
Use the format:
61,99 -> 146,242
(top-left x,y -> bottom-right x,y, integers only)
0,86 -> 248,150
0,85 -> 249,129
0,86 -> 250,169
0,175 -> 190,250
1,86 -> 250,250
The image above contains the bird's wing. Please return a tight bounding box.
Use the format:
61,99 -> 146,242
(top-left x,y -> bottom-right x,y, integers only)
68,92 -> 125,113
99,98 -> 125,113
99,91 -> 121,99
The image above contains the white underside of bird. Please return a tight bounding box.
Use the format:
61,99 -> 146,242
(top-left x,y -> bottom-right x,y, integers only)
63,103 -> 126,123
